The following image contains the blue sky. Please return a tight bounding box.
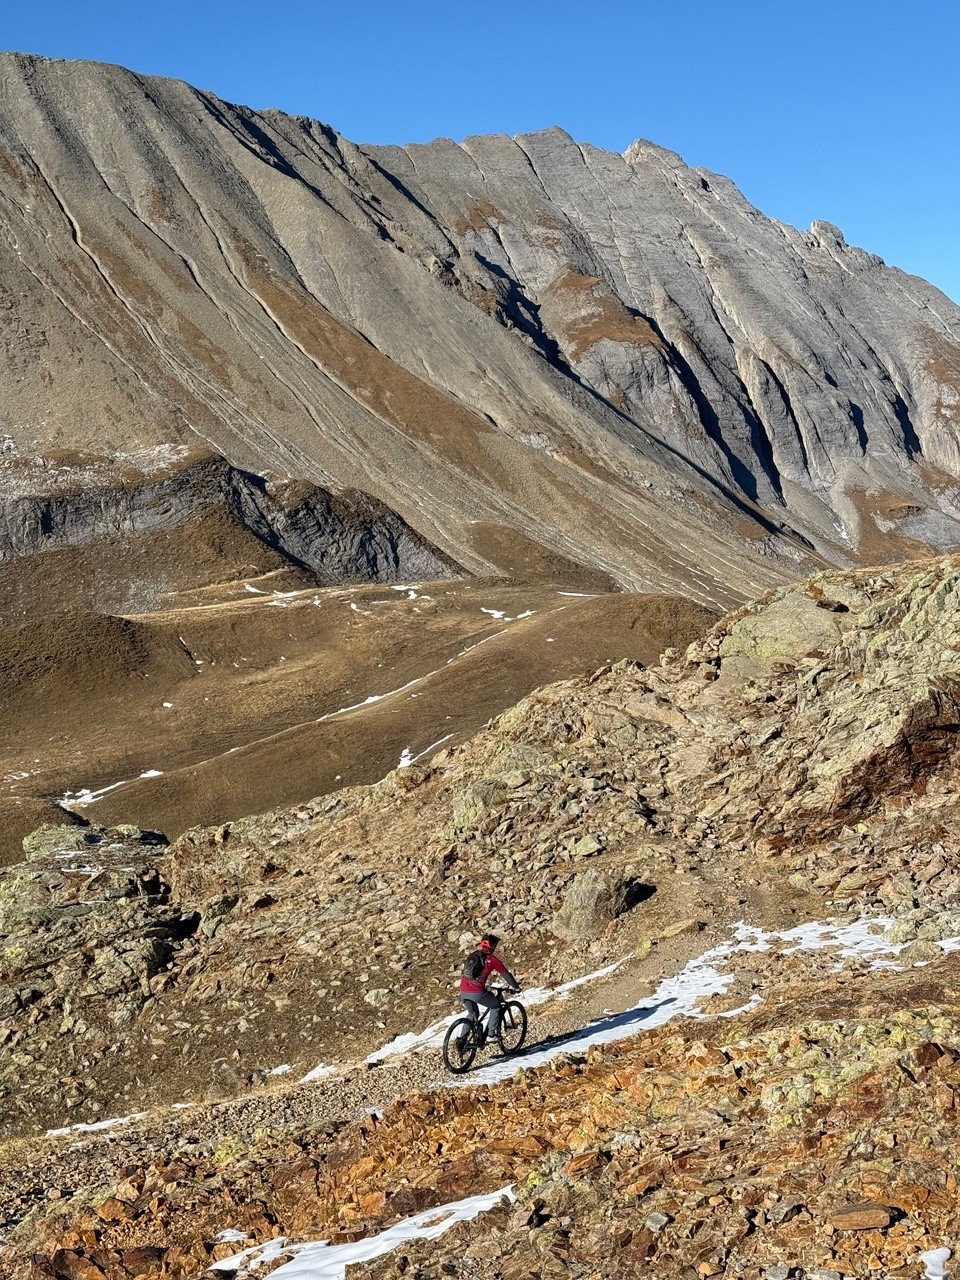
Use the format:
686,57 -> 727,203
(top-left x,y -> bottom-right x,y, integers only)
4,0 -> 958,301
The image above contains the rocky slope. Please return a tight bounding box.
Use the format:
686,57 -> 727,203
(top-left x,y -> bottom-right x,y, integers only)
3,554 -> 960,1276
0,448 -> 458,621
2,53 -> 960,606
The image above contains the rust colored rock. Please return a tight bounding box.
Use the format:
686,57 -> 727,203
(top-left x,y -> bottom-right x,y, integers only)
829,1202 -> 894,1230
50,1252 -> 107,1280
513,1135 -> 552,1158
359,1191 -> 388,1218
94,1200 -> 130,1224
914,1041 -> 949,1070
562,1151 -> 606,1177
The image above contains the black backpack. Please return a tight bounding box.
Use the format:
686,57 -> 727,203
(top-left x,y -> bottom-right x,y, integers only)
462,949 -> 486,981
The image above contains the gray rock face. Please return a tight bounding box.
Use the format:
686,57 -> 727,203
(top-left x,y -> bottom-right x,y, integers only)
0,822 -> 194,1136
0,450 -> 457,592
0,53 -> 958,605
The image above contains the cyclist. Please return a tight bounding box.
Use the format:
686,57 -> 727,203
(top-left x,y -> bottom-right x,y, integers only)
459,934 -> 520,1044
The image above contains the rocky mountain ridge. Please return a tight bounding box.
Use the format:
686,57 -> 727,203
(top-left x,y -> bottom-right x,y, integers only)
4,48 -> 960,1280
2,52 -> 960,606
5,552 -> 960,1127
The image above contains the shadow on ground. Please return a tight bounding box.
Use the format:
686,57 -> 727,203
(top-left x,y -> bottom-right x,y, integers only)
484,997 -> 679,1068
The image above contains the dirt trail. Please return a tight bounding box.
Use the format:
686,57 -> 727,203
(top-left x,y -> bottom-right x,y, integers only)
0,921 -> 723,1231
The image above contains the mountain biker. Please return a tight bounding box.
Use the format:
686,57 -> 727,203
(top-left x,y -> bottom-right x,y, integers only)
459,934 -> 520,1044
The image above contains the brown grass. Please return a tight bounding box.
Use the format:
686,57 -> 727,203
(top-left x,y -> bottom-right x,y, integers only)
846,487 -> 939,564
452,199 -> 505,236
544,266 -> 664,362
0,572 -> 716,859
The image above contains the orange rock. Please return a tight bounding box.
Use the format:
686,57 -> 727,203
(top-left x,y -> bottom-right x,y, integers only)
914,1041 -> 946,1070
119,1245 -> 164,1276
563,1150 -> 608,1177
926,1188 -> 958,1210
883,1183 -> 930,1213
56,1233 -> 87,1253
685,1046 -> 730,1071
210,1241 -> 245,1262
513,1135 -> 551,1158
50,1251 -> 106,1280
829,1203 -> 893,1230
935,1083 -> 957,1109
113,1179 -> 143,1204
95,1199 -> 130,1224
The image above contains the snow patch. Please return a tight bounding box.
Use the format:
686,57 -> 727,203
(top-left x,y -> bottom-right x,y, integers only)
300,1062 -> 337,1084
211,1185 -> 515,1278
448,629 -> 508,662
478,605 -> 534,622
46,1111 -> 148,1138
520,961 -> 621,1007
921,1248 -> 952,1280
60,779 -> 130,809
467,917 -> 922,1085
411,733 -> 453,764
216,1228 -> 253,1244
316,673 -> 435,724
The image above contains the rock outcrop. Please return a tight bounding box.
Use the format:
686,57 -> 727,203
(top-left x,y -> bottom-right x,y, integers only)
0,448 -> 458,616
4,555 -> 960,1276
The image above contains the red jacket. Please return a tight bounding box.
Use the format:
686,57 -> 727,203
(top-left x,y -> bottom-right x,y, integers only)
460,953 -> 517,996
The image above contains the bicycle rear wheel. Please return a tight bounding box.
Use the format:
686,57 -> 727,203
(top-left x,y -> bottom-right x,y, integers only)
442,1017 -> 479,1073
497,1001 -> 527,1055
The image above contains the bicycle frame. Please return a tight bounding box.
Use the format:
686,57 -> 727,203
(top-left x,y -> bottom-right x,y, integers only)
465,988 -> 509,1030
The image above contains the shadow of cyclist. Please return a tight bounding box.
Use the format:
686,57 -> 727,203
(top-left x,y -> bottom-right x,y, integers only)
508,997 -> 679,1060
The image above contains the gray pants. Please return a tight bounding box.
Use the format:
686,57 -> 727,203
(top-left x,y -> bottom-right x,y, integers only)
460,990 -> 500,1038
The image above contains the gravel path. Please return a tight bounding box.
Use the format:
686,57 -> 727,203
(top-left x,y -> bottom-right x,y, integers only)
0,959 -> 661,1234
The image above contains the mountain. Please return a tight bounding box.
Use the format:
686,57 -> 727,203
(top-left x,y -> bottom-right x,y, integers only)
5,51 -> 960,855
2,51 -> 960,613
3,57 -> 960,1276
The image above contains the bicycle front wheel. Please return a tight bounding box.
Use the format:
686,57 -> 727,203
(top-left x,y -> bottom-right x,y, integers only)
497,1001 -> 527,1055
442,1017 -> 479,1073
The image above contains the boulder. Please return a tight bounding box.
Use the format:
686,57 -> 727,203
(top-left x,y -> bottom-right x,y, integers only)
551,868 -> 635,940
720,591 -> 845,661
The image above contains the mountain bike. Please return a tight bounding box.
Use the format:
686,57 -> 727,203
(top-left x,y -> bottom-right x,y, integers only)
442,987 -> 528,1074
